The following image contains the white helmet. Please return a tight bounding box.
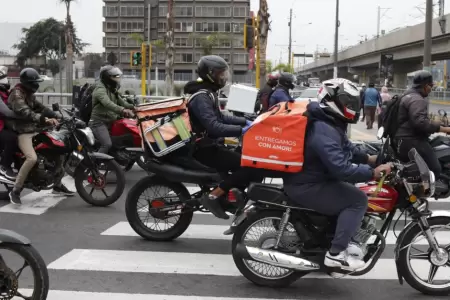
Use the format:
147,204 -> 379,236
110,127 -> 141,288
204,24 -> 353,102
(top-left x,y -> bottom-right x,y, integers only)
0,66 -> 9,90
317,78 -> 361,124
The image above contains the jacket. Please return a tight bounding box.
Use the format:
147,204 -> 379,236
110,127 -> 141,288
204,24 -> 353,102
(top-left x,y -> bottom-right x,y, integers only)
268,86 -> 293,108
380,86 -> 391,103
395,88 -> 440,140
184,81 -> 246,143
257,83 -> 274,112
363,87 -> 381,107
283,102 -> 373,188
7,85 -> 57,134
90,82 -> 134,123
360,88 -> 366,106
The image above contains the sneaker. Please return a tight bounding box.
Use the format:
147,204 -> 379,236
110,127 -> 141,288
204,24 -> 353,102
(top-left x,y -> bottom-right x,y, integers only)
53,184 -> 76,196
201,194 -> 229,220
347,242 -> 366,260
9,190 -> 21,205
0,166 -> 17,181
324,251 -> 365,271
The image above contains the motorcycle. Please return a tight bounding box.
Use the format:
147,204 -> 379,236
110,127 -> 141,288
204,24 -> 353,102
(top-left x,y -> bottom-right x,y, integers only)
230,142 -> 450,296
0,103 -> 125,207
0,229 -> 49,299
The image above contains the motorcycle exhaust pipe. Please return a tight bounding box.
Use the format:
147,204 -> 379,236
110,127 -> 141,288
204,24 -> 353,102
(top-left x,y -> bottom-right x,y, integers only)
0,175 -> 15,185
234,243 -> 320,272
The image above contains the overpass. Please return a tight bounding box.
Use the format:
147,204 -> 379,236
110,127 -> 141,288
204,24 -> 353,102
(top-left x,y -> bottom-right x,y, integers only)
297,13 -> 450,87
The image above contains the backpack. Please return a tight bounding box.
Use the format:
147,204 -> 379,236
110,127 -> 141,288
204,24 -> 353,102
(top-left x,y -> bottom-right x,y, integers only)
380,90 -> 414,139
258,88 -> 275,114
79,84 -> 96,123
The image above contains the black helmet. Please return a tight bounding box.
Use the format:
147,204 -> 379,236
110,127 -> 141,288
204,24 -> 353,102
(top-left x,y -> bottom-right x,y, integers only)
413,70 -> 433,88
99,65 -> 122,89
197,55 -> 229,89
278,72 -> 295,90
267,73 -> 280,87
19,68 -> 43,93
317,78 -> 361,124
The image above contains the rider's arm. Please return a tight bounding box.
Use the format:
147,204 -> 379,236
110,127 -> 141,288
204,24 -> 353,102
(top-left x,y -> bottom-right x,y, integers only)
221,112 -> 246,126
93,86 -> 125,114
189,94 -> 242,138
343,136 -> 370,164
0,99 -> 16,119
116,94 -> 134,109
10,90 -> 45,123
406,96 -> 440,134
310,122 -> 373,183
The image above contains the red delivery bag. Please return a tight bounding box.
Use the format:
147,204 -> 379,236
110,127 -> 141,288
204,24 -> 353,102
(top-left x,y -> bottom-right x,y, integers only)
241,100 -> 308,173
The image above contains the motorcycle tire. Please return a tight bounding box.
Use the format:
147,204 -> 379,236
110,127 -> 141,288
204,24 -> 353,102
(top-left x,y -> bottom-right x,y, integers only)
232,210 -> 307,288
125,176 -> 193,241
397,216 -> 450,296
74,160 -> 126,207
0,243 -> 49,300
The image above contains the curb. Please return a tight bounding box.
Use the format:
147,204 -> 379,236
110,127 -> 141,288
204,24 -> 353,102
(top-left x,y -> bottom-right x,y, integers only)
430,100 -> 450,106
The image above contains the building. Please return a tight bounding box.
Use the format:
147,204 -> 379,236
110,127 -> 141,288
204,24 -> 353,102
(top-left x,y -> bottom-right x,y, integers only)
102,0 -> 251,83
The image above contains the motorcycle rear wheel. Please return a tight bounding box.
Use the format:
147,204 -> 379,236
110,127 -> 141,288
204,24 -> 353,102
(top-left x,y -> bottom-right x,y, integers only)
125,176 -> 193,241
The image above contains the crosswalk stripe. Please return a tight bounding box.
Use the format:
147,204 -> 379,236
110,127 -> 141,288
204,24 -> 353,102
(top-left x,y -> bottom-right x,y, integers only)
101,221 -> 450,244
17,289 -> 296,300
47,248 -> 448,280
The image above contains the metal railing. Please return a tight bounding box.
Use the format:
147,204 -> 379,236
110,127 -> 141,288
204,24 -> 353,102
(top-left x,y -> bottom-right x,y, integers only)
385,88 -> 450,103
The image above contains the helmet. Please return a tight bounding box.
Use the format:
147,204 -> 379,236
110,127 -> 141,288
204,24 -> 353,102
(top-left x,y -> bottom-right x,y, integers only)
196,55 -> 229,89
361,83 -> 366,87
19,68 -> 43,93
99,65 -> 122,89
317,78 -> 361,124
267,73 -> 280,87
278,72 -> 295,90
0,66 -> 9,90
413,70 -> 433,88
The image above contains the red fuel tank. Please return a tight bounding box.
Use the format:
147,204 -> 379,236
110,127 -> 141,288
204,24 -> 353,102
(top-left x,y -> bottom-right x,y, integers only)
357,182 -> 399,213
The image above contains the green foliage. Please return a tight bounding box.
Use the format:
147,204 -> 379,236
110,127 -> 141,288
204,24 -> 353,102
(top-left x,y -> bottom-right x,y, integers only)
266,60 -> 273,73
47,59 -> 60,76
273,62 -> 293,73
189,33 -> 231,55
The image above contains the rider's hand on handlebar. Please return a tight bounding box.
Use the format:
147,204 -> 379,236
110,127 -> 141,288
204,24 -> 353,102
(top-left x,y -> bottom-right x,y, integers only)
45,118 -> 59,126
373,163 -> 392,180
122,109 -> 135,118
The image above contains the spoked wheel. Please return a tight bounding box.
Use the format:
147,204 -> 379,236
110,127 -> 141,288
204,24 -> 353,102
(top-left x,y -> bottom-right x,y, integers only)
397,216 -> 450,296
0,243 -> 49,300
74,160 -> 125,207
125,176 -> 194,241
232,210 -> 307,288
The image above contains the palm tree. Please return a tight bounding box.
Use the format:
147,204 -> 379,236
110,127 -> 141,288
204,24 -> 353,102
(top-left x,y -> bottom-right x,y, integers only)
165,0 -> 175,96
59,0 -> 75,94
189,33 -> 231,55
258,0 -> 270,85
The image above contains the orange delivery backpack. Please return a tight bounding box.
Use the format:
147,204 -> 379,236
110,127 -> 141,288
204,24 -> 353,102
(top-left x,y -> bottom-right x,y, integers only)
241,100 -> 309,173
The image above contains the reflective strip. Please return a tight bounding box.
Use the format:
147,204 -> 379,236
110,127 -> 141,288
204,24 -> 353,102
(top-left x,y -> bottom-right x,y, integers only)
241,155 -> 303,166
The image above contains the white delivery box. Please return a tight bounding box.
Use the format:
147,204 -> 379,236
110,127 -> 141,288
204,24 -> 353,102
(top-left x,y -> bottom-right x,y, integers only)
225,84 -> 258,114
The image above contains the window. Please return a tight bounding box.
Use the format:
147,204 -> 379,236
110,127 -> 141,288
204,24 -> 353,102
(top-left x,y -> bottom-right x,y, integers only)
233,23 -> 244,33
217,39 -> 231,48
215,53 -> 231,63
233,7 -> 248,17
175,53 -> 193,63
195,6 -> 231,17
175,22 -> 193,32
234,53 -> 249,64
195,22 -> 231,32
120,37 -> 140,47
104,6 -> 119,17
174,6 -> 193,17
120,52 -> 131,64
105,37 -> 118,47
120,6 -> 144,17
104,22 -> 118,32
233,38 -> 244,48
174,37 -> 193,48
120,21 -> 144,32
159,5 -> 167,17
158,22 -> 167,32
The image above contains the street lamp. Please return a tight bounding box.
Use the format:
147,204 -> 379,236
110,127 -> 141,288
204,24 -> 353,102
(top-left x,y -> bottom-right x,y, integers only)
333,0 -> 340,79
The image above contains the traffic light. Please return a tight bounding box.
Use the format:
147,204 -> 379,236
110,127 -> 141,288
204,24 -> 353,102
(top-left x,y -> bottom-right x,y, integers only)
244,18 -> 254,49
130,51 -> 142,67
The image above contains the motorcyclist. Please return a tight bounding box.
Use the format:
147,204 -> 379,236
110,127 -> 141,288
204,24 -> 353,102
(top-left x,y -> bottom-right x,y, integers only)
0,66 -> 19,180
90,65 -> 134,154
268,72 -> 295,108
283,78 -> 392,271
185,55 -> 283,220
8,68 -> 75,205
257,73 -> 279,113
395,70 -> 450,181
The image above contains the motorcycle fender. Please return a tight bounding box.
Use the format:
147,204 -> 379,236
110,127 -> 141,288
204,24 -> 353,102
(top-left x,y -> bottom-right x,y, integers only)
0,229 -> 31,245
89,152 -> 114,161
232,204 -> 257,227
394,219 -> 418,285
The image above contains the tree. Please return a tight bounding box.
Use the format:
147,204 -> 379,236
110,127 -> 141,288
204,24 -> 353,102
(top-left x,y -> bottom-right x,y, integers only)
273,63 -> 292,73
258,0 -> 270,85
84,53 -> 103,77
59,0 -> 76,93
47,59 -> 60,77
189,33 -> 231,55
106,52 -> 118,65
13,17 -> 86,71
266,59 -> 273,74
165,0 -> 175,96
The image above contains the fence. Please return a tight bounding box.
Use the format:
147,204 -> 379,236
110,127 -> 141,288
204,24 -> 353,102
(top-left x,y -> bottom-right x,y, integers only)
386,88 -> 450,103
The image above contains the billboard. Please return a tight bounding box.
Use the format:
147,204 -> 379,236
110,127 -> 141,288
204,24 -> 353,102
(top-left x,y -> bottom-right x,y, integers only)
379,53 -> 394,86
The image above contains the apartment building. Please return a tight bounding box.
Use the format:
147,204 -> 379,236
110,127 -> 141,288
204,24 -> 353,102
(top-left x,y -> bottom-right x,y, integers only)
102,0 -> 251,82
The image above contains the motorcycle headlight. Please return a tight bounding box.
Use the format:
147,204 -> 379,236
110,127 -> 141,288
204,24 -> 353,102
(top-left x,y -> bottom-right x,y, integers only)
77,128 -> 95,146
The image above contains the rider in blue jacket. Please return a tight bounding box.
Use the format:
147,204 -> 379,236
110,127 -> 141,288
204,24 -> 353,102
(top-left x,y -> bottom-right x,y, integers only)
268,72 -> 294,108
283,78 -> 392,271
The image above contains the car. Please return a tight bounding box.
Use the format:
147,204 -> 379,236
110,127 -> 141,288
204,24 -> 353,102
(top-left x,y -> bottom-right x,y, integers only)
294,87 -> 319,102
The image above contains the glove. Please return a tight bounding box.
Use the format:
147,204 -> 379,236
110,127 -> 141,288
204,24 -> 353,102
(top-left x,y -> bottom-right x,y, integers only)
242,125 -> 251,134
245,120 -> 252,127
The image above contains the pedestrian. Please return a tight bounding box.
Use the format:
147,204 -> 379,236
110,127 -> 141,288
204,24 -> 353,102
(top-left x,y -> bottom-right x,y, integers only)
377,86 -> 392,128
363,83 -> 381,129
359,83 -> 366,122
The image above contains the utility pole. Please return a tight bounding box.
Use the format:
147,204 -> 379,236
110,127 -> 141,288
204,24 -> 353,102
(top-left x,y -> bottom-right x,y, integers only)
333,0 -> 339,79
423,0 -> 433,72
288,8 -> 293,67
377,7 -> 391,38
147,4 -> 151,96
59,35 -> 62,95
439,0 -> 446,34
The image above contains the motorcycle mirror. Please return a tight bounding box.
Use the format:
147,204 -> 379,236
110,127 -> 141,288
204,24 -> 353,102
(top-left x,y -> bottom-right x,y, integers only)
438,109 -> 447,117
52,103 -> 60,112
377,127 -> 384,140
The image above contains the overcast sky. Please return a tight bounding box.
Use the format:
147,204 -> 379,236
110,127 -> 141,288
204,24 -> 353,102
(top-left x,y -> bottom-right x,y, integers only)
2,0 -> 447,65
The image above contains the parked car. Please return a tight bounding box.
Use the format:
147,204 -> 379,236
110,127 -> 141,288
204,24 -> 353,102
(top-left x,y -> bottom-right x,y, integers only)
294,87 -> 319,102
